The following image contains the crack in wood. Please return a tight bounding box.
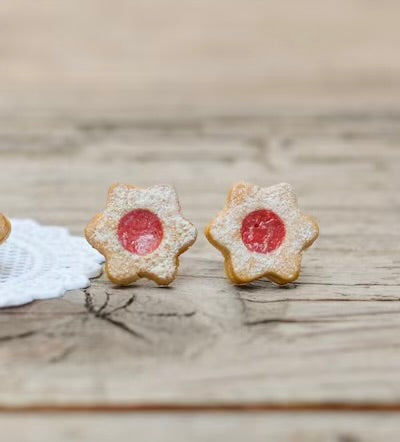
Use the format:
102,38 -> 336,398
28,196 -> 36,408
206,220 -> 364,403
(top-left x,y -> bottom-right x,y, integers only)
106,293 -> 136,315
239,297 -> 400,303
48,344 -> 77,364
83,289 -> 149,342
0,330 -> 38,342
136,311 -> 196,318
245,318 -> 327,326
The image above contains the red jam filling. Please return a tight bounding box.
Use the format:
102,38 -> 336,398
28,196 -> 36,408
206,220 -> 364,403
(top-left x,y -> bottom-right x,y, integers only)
241,209 -> 285,254
117,209 -> 163,255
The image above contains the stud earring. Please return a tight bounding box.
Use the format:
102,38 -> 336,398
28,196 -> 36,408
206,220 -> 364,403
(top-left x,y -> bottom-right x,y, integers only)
0,214 -> 11,245
85,184 -> 197,286
205,182 -> 319,285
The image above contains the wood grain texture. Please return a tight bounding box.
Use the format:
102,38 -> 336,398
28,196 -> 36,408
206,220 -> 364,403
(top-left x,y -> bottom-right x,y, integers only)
0,112 -> 399,412
3,413 -> 400,442
1,1 -> 400,438
1,0 -> 400,114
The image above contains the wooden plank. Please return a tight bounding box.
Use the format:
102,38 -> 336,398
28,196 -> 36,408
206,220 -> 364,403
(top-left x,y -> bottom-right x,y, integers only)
2,413 -> 400,442
0,112 -> 399,408
3,290 -> 400,405
1,1 -> 400,114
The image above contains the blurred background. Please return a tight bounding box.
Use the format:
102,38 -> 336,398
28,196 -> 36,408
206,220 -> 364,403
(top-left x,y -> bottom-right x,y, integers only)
1,0 -> 400,116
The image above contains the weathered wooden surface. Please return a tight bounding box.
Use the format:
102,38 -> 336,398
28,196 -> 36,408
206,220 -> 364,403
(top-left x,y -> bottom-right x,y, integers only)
3,413 -> 400,442
1,1 -> 400,440
0,113 -> 399,415
1,0 -> 400,114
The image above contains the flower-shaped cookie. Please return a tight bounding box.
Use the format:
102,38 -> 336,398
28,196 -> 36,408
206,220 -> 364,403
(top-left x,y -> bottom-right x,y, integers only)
0,214 -> 11,245
205,182 -> 319,285
85,184 -> 197,286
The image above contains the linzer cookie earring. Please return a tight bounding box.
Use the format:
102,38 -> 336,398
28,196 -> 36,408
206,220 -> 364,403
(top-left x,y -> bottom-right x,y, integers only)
0,214 -> 11,245
205,182 -> 319,285
85,184 -> 197,286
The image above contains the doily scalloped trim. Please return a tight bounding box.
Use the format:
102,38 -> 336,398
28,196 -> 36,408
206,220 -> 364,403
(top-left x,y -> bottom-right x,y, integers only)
0,219 -> 104,308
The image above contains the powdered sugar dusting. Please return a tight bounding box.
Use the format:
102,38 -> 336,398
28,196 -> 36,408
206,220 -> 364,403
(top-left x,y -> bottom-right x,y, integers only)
86,184 -> 197,285
207,182 -> 319,284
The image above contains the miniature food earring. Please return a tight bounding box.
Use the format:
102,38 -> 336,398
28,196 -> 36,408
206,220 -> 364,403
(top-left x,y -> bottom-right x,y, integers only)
0,214 -> 11,245
205,182 -> 319,285
85,184 -> 197,286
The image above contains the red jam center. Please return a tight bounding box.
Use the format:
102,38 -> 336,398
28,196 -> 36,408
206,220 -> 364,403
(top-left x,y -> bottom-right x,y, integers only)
241,209 -> 285,254
117,209 -> 163,255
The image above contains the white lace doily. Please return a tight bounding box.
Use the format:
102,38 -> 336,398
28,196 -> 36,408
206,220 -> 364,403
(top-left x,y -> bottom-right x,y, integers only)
0,220 -> 104,308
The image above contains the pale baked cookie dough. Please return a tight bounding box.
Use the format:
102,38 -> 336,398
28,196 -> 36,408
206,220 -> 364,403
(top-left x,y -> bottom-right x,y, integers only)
0,214 -> 11,245
85,184 -> 197,286
205,182 -> 319,285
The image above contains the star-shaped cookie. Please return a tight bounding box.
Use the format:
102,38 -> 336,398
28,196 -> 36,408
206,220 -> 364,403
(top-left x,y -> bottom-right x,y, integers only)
85,184 -> 197,286
205,182 -> 319,285
0,214 -> 11,245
